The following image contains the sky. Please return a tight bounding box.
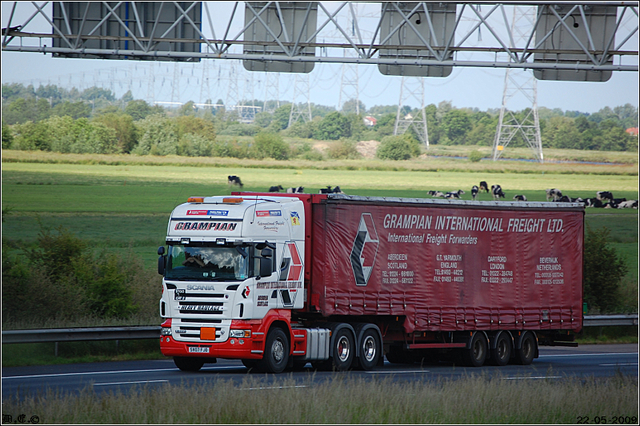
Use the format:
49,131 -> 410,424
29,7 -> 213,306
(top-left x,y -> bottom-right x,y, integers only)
2,2 -> 638,114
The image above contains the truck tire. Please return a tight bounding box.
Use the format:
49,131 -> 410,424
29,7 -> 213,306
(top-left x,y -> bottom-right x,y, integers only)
489,332 -> 512,366
174,356 -> 205,372
356,328 -> 381,370
515,332 -> 536,365
462,332 -> 488,367
331,327 -> 355,371
257,327 -> 289,374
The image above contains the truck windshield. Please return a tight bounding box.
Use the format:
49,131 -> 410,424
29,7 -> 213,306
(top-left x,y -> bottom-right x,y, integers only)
165,245 -> 249,281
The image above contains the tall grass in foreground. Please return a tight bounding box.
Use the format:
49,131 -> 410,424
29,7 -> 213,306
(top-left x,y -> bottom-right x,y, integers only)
4,373 -> 638,424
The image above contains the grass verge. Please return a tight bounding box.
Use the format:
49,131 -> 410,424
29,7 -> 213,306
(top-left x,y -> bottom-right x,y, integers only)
3,373 -> 638,423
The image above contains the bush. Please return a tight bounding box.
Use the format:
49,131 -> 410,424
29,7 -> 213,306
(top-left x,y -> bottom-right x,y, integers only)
468,150 -> 484,162
583,226 -> 629,313
217,123 -> 260,137
178,133 -> 215,157
252,131 -> 290,160
211,138 -> 251,159
2,121 -> 14,149
376,134 -> 420,160
2,226 -> 153,323
132,114 -> 178,156
327,140 -> 361,159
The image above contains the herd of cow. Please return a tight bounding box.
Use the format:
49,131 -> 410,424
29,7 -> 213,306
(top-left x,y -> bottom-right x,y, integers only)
428,181 -> 638,209
227,175 -> 637,209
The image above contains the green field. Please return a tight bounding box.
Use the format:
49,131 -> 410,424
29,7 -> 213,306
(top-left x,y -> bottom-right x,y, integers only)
3,153 -> 637,272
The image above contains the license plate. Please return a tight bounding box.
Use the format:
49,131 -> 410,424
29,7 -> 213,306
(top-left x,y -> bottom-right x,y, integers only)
188,346 -> 210,353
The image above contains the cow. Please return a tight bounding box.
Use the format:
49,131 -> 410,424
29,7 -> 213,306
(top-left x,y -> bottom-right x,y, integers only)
613,198 -> 627,204
555,195 -> 571,203
228,175 -> 243,187
585,198 -> 604,208
545,188 -> 562,201
269,185 -> 283,192
471,185 -> 479,200
319,186 -> 333,194
479,181 -> 489,193
618,200 -> 638,209
332,186 -> 344,194
445,190 -> 465,199
287,186 -> 304,193
491,184 -> 505,200
428,190 -> 445,198
513,195 -> 527,201
596,191 -> 614,203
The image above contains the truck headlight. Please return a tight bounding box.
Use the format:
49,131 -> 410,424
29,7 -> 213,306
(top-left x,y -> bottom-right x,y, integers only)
161,327 -> 172,336
229,329 -> 251,338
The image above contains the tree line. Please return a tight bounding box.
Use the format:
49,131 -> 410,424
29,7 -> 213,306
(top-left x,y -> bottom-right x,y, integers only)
2,83 -> 638,159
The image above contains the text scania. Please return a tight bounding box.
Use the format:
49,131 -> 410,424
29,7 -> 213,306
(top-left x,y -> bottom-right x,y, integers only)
174,222 -> 238,231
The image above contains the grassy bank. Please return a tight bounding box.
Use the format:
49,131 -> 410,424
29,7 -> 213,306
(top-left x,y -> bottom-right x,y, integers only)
3,374 -> 637,424
2,148 -> 638,175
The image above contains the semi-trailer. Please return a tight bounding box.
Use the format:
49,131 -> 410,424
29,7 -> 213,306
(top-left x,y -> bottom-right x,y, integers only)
158,192 -> 583,372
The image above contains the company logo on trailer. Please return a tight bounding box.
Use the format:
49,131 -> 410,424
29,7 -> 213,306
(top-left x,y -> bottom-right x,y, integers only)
279,242 -> 303,281
350,213 -> 379,286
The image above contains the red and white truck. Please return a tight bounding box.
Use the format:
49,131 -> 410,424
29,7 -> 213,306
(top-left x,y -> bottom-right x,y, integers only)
158,192 -> 584,372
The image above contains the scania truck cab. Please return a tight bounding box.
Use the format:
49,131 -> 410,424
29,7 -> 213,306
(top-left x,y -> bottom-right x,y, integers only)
158,195 -> 307,372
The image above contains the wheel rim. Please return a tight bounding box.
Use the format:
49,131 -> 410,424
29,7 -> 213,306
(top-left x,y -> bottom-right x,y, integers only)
362,335 -> 376,362
272,338 -> 285,363
497,339 -> 508,360
522,337 -> 533,359
473,340 -> 484,360
337,336 -> 350,362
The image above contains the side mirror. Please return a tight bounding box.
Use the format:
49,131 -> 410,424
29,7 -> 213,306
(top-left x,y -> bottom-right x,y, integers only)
261,247 -> 273,258
157,246 -> 166,276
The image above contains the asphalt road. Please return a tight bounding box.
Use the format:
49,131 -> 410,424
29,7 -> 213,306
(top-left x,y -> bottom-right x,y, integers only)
2,344 -> 637,401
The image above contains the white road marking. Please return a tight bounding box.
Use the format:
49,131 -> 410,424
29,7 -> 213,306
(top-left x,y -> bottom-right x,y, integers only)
366,370 -> 429,374
539,352 -> 638,358
94,380 -> 169,386
240,385 -> 308,391
502,376 -> 563,380
2,365 -> 242,380
599,363 -> 638,367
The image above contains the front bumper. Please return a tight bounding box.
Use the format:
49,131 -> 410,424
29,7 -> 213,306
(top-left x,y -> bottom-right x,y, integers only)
160,334 -> 264,359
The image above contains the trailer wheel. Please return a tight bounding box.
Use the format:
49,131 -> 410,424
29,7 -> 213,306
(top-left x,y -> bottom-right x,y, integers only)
462,332 -> 487,367
489,333 -> 512,366
332,327 -> 355,371
174,356 -> 205,372
356,328 -> 381,370
257,327 -> 289,373
515,332 -> 536,365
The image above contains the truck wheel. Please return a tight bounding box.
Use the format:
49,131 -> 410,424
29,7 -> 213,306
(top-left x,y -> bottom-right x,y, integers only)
462,332 -> 487,367
356,328 -> 381,370
489,333 -> 512,366
331,327 -> 355,371
257,327 -> 289,373
174,356 -> 205,372
515,332 -> 536,365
